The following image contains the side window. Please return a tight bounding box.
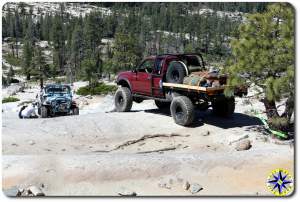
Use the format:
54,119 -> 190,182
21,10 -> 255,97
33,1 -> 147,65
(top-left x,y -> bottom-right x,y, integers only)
154,58 -> 164,75
138,59 -> 154,73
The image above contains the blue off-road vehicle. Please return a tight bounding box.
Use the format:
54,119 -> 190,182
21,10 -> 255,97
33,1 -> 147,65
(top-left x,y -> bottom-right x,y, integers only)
38,84 -> 79,118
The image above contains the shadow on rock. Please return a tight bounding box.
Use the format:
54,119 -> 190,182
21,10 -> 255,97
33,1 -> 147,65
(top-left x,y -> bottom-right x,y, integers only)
144,108 -> 172,116
199,109 -> 262,129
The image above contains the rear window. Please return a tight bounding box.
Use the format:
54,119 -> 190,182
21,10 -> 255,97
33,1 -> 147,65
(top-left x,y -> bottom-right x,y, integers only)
154,58 -> 164,74
185,55 -> 201,66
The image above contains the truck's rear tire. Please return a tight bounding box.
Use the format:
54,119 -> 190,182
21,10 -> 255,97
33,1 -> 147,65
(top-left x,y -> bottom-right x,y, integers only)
166,61 -> 186,84
170,96 -> 194,126
212,96 -> 235,117
115,87 -> 133,112
155,100 -> 170,109
41,106 -> 48,118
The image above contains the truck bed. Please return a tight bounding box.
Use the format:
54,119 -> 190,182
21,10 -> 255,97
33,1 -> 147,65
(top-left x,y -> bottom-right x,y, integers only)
162,82 -> 225,95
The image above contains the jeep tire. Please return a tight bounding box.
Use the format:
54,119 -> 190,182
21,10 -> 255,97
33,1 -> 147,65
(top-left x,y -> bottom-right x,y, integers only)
155,100 -> 170,109
166,61 -> 186,84
72,107 -> 79,115
115,87 -> 133,112
41,106 -> 48,118
212,96 -> 235,117
170,96 -> 194,126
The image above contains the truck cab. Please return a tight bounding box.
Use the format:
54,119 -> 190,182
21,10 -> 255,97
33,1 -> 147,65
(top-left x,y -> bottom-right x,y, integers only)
116,54 -> 205,99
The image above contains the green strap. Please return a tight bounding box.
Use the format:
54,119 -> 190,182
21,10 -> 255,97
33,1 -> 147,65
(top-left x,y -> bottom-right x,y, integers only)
255,114 -> 287,139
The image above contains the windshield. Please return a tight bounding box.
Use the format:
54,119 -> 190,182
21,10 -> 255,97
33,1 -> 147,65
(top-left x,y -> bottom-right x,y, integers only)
46,86 -> 70,94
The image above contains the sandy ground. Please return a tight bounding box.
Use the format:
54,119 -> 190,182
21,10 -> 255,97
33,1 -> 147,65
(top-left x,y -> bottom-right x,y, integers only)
1,84 -> 294,196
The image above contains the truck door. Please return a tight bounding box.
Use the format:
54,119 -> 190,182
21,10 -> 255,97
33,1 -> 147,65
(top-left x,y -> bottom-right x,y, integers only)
152,57 -> 164,97
134,59 -> 154,95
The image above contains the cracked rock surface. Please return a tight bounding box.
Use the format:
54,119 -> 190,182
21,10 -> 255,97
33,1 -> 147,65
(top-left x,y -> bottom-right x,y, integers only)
2,91 -> 294,196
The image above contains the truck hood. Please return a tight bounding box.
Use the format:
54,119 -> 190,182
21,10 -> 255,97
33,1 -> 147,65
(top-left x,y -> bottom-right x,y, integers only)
45,94 -> 72,102
116,71 -> 132,81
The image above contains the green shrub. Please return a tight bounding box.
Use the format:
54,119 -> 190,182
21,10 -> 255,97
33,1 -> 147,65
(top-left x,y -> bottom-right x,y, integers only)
76,82 -> 117,96
268,117 -> 289,133
3,54 -> 22,67
2,96 -> 20,103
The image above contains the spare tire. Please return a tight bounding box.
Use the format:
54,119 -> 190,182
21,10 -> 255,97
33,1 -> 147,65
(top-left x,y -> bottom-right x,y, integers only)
166,61 -> 187,84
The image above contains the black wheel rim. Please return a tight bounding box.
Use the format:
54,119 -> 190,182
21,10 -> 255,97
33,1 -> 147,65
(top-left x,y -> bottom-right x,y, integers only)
117,95 -> 124,107
175,105 -> 184,120
172,71 -> 180,81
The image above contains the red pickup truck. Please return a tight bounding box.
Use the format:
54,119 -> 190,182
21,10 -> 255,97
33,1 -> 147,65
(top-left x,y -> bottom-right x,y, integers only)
115,53 -> 246,126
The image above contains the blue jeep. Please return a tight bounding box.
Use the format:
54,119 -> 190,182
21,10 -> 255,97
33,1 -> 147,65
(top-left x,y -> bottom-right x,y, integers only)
38,84 -> 79,118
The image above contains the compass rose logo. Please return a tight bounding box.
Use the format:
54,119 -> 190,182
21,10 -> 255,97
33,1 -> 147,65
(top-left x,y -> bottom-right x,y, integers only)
267,168 -> 293,196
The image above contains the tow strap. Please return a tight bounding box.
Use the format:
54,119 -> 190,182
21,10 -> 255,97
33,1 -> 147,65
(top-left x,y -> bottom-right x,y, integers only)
255,114 -> 287,139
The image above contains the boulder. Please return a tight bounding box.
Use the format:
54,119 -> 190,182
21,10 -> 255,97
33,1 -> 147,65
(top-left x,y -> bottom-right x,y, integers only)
27,186 -> 45,196
117,187 -> 137,196
182,181 -> 190,190
235,139 -> 252,151
190,183 -> 203,194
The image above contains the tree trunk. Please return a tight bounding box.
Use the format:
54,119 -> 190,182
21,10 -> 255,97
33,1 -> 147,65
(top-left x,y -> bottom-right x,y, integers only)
11,44 -> 15,56
282,96 -> 294,122
26,73 -> 31,81
262,98 -> 279,119
40,77 -> 44,89
15,39 -> 19,58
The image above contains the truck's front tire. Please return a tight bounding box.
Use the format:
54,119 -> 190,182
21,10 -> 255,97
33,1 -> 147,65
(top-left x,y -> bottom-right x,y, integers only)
72,107 -> 79,115
170,96 -> 194,126
41,106 -> 48,118
212,96 -> 235,117
115,87 -> 133,112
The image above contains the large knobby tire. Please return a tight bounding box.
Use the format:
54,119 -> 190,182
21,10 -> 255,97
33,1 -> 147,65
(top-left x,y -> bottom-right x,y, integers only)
114,87 -> 133,112
212,96 -> 235,117
18,106 -> 26,119
170,96 -> 194,126
155,100 -> 170,109
41,106 -> 48,118
72,107 -> 79,115
166,61 -> 187,84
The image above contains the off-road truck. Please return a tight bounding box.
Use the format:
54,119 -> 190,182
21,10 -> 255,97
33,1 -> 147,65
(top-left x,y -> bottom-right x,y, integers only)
37,84 -> 79,118
115,53 -> 246,126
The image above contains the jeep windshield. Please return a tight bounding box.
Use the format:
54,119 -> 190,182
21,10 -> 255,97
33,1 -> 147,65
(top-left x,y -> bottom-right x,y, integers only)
46,86 -> 70,95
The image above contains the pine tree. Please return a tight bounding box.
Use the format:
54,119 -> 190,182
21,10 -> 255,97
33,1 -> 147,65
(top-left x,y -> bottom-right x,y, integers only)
70,23 -> 84,78
111,29 -> 140,73
32,46 -> 48,88
81,58 -> 98,87
225,3 -> 294,131
51,13 -> 65,72
22,38 -> 33,80
7,66 -> 15,84
42,13 -> 52,41
83,12 -> 102,57
14,9 -> 21,58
